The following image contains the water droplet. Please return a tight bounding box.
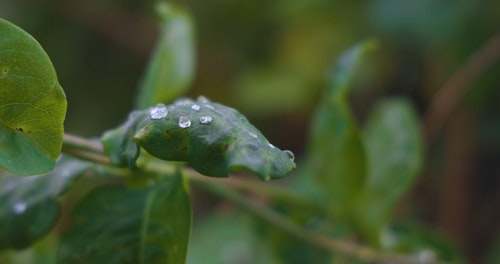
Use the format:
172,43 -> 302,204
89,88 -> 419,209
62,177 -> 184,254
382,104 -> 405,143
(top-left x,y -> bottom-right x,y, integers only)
175,98 -> 194,106
178,116 -> 191,128
268,143 -> 276,149
12,201 -> 27,214
197,96 -> 210,103
204,104 -> 215,110
248,132 -> 258,139
149,104 -> 168,119
200,116 -> 214,124
283,150 -> 295,161
191,104 -> 201,111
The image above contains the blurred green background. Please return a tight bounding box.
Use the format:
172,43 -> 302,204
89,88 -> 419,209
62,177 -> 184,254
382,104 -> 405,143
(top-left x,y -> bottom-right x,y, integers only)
1,0 -> 499,263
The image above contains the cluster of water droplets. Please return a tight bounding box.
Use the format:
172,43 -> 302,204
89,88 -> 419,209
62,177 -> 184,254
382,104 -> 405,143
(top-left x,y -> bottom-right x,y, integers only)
148,97 -> 295,162
200,116 -> 214,124
149,104 -> 168,119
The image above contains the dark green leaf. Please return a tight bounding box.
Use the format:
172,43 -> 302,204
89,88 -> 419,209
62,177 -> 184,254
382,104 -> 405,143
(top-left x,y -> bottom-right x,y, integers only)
0,18 -> 67,175
102,97 -> 296,180
354,98 -> 423,246
58,169 -> 191,264
0,156 -> 89,249
136,2 -> 195,108
307,40 -> 376,218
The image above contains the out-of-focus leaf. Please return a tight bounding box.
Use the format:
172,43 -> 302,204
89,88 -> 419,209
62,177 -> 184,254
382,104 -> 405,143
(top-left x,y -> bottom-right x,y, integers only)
0,231 -> 57,264
135,2 -> 195,108
255,203 -> 332,264
102,96 -> 296,180
0,156 -> 89,249
0,18 -> 67,175
486,231 -> 500,264
389,223 -> 464,263
58,169 -> 191,264
354,98 -> 423,246
307,40 -> 376,218
187,211 -> 272,264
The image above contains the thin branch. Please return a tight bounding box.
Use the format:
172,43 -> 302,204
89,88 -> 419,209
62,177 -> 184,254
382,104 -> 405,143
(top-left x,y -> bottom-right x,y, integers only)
61,133 -> 448,263
63,133 -> 103,153
191,177 -> 427,264
424,32 -> 500,142
63,133 -> 110,165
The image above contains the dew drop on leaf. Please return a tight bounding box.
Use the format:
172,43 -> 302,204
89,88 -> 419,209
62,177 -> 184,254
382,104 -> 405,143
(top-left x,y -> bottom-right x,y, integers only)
268,143 -> 276,149
191,104 -> 201,111
199,116 -> 214,124
197,96 -> 210,103
149,104 -> 168,119
248,132 -> 258,139
204,104 -> 215,110
12,201 -> 27,214
283,150 -> 295,161
179,116 -> 192,128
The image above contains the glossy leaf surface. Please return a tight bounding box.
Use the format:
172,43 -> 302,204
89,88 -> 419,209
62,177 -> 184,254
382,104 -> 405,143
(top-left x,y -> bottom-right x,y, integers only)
0,18 -> 67,175
136,2 -> 195,108
308,40 -> 376,217
354,98 -> 423,246
0,156 -> 89,249
58,170 -> 191,264
102,97 -> 296,180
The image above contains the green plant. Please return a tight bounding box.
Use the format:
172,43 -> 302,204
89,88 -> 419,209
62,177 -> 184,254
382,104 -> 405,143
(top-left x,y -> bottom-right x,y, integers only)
0,2 -> 477,263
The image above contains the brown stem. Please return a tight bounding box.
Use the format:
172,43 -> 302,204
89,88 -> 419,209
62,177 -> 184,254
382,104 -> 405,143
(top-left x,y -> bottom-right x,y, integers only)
424,32 -> 500,142
61,133 -> 449,263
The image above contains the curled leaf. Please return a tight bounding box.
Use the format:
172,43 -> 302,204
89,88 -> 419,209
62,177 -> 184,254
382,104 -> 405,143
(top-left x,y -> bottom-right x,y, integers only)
102,97 -> 296,180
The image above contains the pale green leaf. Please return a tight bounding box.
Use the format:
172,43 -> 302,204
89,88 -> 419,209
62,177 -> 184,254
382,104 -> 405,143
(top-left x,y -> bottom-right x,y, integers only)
136,2 -> 195,108
354,98 -> 423,246
307,40 -> 376,218
0,18 -> 67,175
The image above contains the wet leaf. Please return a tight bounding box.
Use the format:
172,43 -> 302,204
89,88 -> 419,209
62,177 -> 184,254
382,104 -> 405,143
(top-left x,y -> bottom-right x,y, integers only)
307,40 -> 376,218
102,96 -> 296,180
354,98 -> 423,246
135,2 -> 195,108
0,18 -> 67,175
58,169 -> 191,264
0,156 -> 89,249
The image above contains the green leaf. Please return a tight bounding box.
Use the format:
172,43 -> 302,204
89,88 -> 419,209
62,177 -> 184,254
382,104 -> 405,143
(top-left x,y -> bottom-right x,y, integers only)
354,98 -> 423,246
0,156 -> 89,249
389,223 -> 464,263
102,96 -> 296,180
307,40 -> 376,218
135,2 -> 195,108
255,204 -> 332,264
0,18 -> 67,175
58,169 -> 191,264
187,211 -> 272,264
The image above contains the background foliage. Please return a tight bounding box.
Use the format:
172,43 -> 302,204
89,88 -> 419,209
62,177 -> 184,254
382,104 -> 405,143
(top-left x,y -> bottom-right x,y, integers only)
1,0 -> 499,263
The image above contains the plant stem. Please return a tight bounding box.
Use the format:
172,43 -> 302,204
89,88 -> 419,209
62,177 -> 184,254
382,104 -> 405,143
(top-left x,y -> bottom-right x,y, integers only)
61,133 -> 448,263
191,177 -> 429,264
424,32 -> 500,142
62,133 -> 111,165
